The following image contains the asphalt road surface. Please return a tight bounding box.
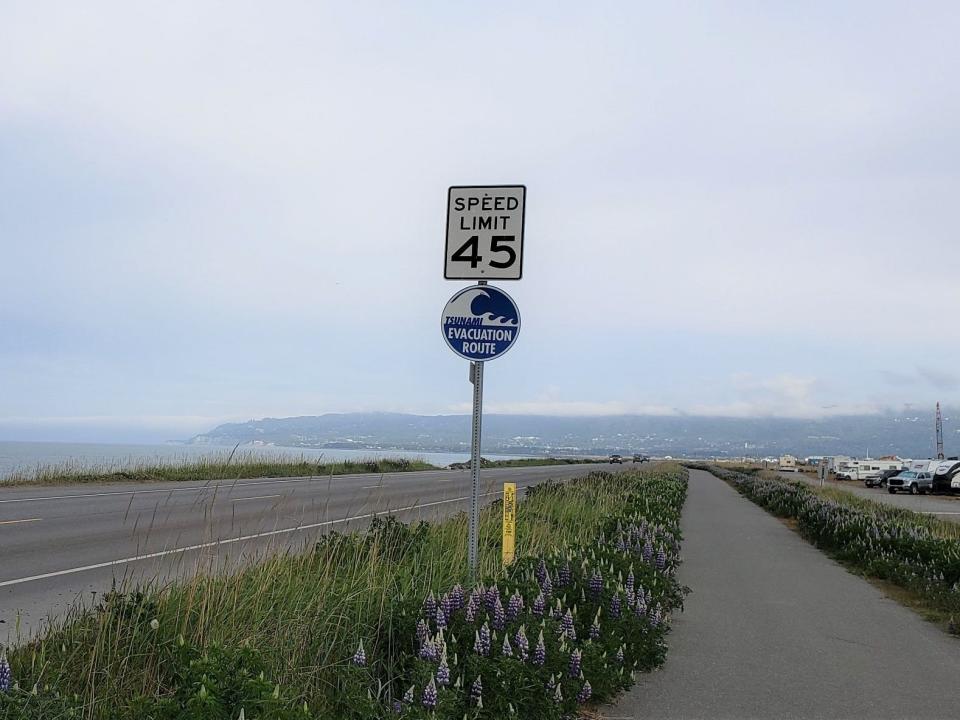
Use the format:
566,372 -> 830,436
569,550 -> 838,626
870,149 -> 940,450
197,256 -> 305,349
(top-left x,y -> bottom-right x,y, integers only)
0,462 -> 629,641
604,468 -> 960,720
782,471 -> 960,522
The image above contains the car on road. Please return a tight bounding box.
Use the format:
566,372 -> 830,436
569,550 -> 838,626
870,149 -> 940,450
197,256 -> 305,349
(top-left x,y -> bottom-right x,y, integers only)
865,468 -> 901,488
632,453 -> 649,463
887,470 -> 933,495
609,454 -> 623,464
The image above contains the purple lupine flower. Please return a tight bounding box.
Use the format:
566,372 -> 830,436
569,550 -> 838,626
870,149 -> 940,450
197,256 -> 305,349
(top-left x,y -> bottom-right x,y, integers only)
450,584 -> 465,610
416,619 -> 430,645
626,569 -> 635,593
577,680 -> 592,703
625,587 -> 636,608
533,630 -> 546,666
589,618 -> 601,640
423,592 -> 437,620
610,593 -> 622,619
635,597 -> 647,619
420,638 -> 438,661
352,640 -> 366,667
435,605 -> 447,631
532,592 -> 545,616
616,646 -> 625,664
546,673 -> 556,693
559,562 -> 572,587
0,650 -> 10,693
514,626 -> 529,661
650,605 -> 662,628
589,569 -> 603,598
656,548 -> 666,571
441,593 -> 454,620
470,675 -> 483,707
492,595 -> 506,630
561,609 -> 575,639
485,584 -> 500,611
553,683 -> 564,703
541,572 -> 553,598
422,677 -> 438,709
437,654 -> 451,686
568,649 -> 582,678
643,540 -> 654,562
507,591 -> 524,621
403,685 -> 415,704
465,594 -> 477,623
475,622 -> 491,656
535,558 -> 548,585
392,700 -> 402,714
502,635 -> 513,657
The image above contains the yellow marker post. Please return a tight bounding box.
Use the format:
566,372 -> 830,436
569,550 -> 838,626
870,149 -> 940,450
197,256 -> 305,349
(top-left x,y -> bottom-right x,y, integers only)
502,482 -> 517,566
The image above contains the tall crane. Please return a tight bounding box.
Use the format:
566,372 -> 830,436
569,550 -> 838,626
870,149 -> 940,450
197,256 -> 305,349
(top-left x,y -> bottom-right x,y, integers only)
936,402 -> 944,460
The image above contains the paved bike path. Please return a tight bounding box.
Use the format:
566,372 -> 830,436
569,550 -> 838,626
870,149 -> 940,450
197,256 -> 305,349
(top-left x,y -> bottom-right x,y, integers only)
603,469 -> 960,719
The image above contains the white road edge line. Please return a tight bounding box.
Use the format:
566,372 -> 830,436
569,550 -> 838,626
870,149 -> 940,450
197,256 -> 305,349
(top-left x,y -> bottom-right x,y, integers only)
0,490 -> 508,588
0,518 -> 42,526
0,468 -> 501,505
231,495 -> 281,502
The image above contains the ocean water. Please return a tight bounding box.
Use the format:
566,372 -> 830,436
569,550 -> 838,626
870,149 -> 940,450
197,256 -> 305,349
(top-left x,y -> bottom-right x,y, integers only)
0,441 -> 528,480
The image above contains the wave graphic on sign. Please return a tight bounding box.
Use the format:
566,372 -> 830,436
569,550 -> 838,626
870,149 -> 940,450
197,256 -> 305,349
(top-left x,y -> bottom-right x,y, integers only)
470,288 -> 519,325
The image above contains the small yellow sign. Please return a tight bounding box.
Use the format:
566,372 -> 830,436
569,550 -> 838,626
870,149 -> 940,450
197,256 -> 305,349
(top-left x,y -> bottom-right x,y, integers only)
502,482 -> 517,565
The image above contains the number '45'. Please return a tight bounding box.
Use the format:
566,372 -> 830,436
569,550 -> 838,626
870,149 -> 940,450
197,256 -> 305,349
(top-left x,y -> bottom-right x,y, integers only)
451,235 -> 516,269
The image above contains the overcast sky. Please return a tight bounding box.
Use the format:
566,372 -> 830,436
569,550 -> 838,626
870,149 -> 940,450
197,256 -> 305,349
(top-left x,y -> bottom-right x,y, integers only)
2,1 -> 958,442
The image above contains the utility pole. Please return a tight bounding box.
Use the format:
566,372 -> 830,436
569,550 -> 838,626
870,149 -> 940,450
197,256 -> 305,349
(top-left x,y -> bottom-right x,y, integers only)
936,402 -> 944,460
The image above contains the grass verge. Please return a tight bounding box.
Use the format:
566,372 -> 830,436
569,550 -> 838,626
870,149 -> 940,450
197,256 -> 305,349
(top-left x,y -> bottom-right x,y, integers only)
0,453 -> 440,487
689,463 -> 960,635
448,457 -> 607,470
0,465 -> 689,718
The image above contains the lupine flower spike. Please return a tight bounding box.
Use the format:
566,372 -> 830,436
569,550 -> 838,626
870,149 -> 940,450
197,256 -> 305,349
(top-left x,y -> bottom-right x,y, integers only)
533,630 -> 547,666
0,648 -> 10,693
471,675 -> 483,707
437,654 -> 451,686
352,640 -> 366,667
578,679 -> 593,703
422,677 -> 438,709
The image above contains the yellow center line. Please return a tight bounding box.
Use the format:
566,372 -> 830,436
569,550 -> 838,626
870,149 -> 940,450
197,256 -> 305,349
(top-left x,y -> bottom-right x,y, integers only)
0,518 -> 42,525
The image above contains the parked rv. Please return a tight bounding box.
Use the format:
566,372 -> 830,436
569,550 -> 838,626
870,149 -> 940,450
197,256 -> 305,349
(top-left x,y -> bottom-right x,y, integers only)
779,455 -> 798,472
835,459 -> 903,483
932,460 -> 960,493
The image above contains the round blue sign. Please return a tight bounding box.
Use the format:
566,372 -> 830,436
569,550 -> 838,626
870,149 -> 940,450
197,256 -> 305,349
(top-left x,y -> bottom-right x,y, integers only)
442,285 -> 521,362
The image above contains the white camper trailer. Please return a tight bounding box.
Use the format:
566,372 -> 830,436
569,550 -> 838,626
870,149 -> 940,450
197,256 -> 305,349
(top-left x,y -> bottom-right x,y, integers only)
778,455 -> 798,472
835,459 -> 904,482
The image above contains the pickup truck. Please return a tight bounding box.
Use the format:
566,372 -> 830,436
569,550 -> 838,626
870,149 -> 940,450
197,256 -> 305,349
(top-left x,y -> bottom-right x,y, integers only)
887,471 -> 933,495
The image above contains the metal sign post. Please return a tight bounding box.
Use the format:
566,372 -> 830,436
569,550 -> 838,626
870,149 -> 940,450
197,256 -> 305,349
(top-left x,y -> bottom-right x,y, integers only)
443,184 -> 525,582
468,359 -> 484,577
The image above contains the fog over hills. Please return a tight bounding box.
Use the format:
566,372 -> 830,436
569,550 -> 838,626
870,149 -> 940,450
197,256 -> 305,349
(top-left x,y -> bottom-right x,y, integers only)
190,411 -> 959,459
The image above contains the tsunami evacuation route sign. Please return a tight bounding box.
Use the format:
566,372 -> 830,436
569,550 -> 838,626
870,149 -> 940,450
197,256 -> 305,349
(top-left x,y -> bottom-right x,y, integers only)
441,285 -> 521,362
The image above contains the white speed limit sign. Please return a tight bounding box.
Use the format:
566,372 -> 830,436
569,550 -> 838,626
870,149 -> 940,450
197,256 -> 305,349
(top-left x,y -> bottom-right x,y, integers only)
445,185 -> 526,280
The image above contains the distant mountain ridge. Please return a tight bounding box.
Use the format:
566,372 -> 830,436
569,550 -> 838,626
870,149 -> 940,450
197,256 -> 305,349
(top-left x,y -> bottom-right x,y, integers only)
189,411 -> 959,459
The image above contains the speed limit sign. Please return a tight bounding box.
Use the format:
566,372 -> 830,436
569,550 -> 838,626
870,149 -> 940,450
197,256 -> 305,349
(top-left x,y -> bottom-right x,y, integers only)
445,185 -> 525,280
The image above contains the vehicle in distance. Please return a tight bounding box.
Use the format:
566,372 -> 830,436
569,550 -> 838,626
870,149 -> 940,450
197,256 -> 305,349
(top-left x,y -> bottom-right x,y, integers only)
887,471 -> 932,495
865,468 -> 901,488
778,454 -> 798,472
609,454 -> 623,464
632,453 -> 649,463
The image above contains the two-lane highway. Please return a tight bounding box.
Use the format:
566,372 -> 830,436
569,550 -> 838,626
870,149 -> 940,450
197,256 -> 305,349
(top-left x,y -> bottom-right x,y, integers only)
0,462 -> 629,640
